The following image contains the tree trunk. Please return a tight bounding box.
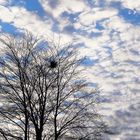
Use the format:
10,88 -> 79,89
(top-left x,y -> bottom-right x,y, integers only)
54,135 -> 58,140
25,116 -> 28,140
36,129 -> 43,140
36,133 -> 42,140
54,115 -> 58,140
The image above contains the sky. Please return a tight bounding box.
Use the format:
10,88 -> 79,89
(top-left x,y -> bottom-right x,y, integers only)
0,0 -> 140,139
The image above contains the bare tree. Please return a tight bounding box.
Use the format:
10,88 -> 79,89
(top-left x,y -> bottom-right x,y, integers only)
0,32 -> 105,140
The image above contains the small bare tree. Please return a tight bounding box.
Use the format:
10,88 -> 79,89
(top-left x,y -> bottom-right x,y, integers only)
0,32 -> 105,140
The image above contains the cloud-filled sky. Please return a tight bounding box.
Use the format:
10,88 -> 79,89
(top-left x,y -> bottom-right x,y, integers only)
0,0 -> 140,139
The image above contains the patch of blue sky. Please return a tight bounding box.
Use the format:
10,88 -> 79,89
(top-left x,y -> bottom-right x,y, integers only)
63,25 -> 76,34
0,20 -> 18,34
51,22 -> 60,33
61,11 -> 81,23
86,0 -> 96,7
109,29 -> 120,38
119,8 -> 140,25
110,1 -> 140,24
97,0 -> 106,7
35,41 -> 49,52
97,96 -> 111,103
63,24 -> 96,38
87,82 -> 98,88
130,49 -> 140,56
86,0 -> 108,9
10,0 -> 46,17
95,21 -> 105,31
125,60 -> 140,66
109,1 -> 122,9
81,57 -> 99,66
63,24 -> 86,35
89,31 -> 102,38
74,42 -> 85,49
103,46 -> 113,57
74,91 -> 95,99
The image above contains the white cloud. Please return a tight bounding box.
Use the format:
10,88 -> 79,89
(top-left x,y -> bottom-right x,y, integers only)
0,5 -> 52,37
122,0 -> 140,11
103,15 -> 131,32
40,0 -> 88,18
79,8 -> 118,26
11,7 -> 53,34
105,0 -> 140,11
0,1 -> 140,139
0,5 -> 14,22
0,5 -> 74,44
0,0 -> 9,5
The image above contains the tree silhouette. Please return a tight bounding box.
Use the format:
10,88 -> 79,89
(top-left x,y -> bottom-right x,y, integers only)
0,32 -> 105,140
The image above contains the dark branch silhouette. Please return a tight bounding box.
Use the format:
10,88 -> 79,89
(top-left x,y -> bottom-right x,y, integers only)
0,32 -> 105,140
